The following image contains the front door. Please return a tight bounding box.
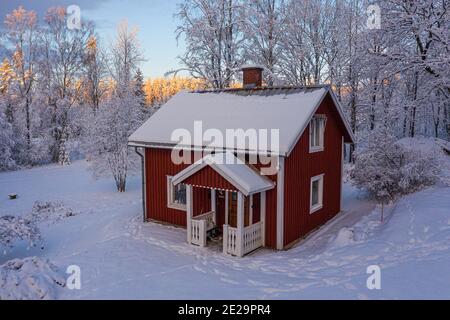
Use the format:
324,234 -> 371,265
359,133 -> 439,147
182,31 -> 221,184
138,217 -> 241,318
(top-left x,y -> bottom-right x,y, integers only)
228,192 -> 250,228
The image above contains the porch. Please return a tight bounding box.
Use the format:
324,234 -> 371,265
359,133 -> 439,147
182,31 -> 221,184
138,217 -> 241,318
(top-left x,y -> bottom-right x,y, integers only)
187,188 -> 267,257
172,152 -> 275,257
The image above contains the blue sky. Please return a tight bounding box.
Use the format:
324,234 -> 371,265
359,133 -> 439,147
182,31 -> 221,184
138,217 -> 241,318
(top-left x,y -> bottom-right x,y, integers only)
1,0 -> 185,78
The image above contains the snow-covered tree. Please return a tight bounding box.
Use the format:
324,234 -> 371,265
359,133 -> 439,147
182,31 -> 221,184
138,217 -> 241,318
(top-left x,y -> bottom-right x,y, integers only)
110,21 -> 144,92
81,36 -> 108,113
0,215 -> 41,249
369,0 -> 450,139
0,109 -> 16,171
39,7 -> 94,165
351,128 -> 440,219
240,0 -> 284,85
3,7 -> 39,151
134,69 -> 148,113
85,93 -> 143,192
175,0 -> 244,88
85,21 -> 145,192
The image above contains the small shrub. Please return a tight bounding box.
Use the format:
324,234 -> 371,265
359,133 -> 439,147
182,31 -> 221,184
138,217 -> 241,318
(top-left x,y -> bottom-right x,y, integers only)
351,130 -> 440,210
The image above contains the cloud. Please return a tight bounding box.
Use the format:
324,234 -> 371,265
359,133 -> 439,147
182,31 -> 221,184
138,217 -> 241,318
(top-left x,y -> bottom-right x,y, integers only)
0,0 -> 111,21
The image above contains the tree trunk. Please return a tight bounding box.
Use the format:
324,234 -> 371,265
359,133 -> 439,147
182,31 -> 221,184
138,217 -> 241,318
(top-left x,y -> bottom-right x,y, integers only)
25,96 -> 31,149
370,76 -> 378,130
443,100 -> 450,140
409,72 -> 419,137
410,106 -> 416,137
116,176 -> 126,192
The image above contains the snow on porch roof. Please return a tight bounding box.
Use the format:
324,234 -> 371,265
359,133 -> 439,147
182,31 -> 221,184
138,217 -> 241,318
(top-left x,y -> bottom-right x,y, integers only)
171,152 -> 275,196
128,86 -> 351,156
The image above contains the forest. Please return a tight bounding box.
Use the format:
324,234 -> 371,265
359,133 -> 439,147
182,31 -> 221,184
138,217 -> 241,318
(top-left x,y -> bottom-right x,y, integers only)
0,0 -> 449,196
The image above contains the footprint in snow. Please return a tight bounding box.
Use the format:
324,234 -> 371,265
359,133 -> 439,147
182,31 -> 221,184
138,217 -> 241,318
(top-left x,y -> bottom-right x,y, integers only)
344,283 -> 357,290
248,279 -> 270,287
193,265 -> 207,273
220,278 -> 239,285
213,269 -> 228,277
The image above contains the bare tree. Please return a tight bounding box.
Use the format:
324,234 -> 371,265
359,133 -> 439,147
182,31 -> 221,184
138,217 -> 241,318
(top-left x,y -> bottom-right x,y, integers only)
4,6 -> 38,151
82,36 -> 108,113
175,0 -> 244,88
85,21 -> 145,192
39,7 -> 94,164
240,0 -> 284,86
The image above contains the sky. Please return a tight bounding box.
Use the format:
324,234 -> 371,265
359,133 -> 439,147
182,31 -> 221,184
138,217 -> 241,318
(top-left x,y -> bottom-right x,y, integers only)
0,0 -> 185,78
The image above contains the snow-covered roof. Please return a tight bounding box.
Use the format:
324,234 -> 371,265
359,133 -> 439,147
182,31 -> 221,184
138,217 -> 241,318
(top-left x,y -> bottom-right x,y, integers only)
171,152 -> 275,196
129,86 -> 354,156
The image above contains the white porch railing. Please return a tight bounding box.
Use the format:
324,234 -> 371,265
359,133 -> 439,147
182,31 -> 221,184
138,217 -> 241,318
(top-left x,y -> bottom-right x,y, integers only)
194,211 -> 215,231
190,211 -> 215,247
242,222 -> 263,254
223,222 -> 263,257
223,225 -> 238,256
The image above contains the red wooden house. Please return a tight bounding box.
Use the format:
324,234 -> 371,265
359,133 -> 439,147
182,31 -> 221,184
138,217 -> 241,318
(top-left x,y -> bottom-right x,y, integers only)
129,67 -> 354,257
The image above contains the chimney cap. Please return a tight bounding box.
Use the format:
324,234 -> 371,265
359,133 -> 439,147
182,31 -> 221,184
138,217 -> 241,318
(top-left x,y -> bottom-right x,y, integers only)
240,64 -> 265,71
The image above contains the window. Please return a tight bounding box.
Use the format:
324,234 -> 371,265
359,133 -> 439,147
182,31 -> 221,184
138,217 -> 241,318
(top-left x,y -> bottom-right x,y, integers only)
167,176 -> 187,211
310,174 -> 324,213
310,116 -> 326,152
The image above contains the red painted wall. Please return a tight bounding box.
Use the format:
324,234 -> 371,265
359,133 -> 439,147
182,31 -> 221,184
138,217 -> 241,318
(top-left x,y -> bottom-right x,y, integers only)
283,93 -> 344,246
144,92 -> 346,249
144,148 -> 211,226
250,163 -> 277,249
144,148 -> 278,248
184,166 -> 238,191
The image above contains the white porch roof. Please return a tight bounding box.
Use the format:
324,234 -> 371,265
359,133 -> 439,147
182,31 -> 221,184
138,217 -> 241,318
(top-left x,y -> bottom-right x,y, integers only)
171,152 -> 275,196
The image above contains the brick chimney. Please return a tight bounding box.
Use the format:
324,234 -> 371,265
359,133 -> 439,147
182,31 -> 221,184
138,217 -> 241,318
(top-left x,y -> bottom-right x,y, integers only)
242,65 -> 264,88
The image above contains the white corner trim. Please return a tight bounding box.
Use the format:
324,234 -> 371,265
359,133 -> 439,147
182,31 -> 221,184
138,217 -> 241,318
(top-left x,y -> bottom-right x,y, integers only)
225,191 -> 229,225
186,185 -> 193,243
340,136 -> 344,212
143,148 -> 147,221
276,156 -> 285,250
260,191 -> 266,247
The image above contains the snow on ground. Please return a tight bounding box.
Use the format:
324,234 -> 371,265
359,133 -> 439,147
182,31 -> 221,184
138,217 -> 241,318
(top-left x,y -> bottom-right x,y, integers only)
1,152 -> 450,299
0,256 -> 65,300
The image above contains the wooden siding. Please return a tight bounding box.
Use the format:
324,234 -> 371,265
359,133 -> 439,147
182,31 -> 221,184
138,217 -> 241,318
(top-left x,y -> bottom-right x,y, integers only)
283,93 -> 344,246
252,163 -> 278,249
144,148 -> 279,249
183,166 -> 238,191
192,187 -> 211,216
145,148 -> 190,226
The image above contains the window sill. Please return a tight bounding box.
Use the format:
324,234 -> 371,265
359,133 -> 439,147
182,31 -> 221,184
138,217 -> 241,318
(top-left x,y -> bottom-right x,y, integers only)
309,147 -> 324,154
168,203 -> 187,211
310,205 -> 323,214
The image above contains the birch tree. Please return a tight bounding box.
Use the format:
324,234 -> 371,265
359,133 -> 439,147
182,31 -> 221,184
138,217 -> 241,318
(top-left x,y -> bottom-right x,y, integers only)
85,22 -> 144,192
39,7 -> 94,165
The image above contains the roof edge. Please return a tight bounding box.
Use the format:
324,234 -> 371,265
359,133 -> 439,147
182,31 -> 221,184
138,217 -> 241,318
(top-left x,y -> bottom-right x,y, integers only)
127,141 -> 287,157
285,87 -> 355,157
171,152 -> 275,196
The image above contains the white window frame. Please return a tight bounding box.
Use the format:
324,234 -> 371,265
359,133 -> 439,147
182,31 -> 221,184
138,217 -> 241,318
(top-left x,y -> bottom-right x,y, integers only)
167,176 -> 187,211
310,174 -> 324,214
309,115 -> 326,153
